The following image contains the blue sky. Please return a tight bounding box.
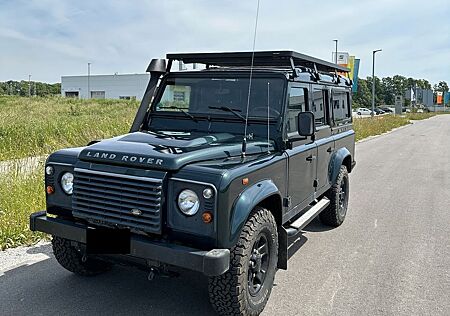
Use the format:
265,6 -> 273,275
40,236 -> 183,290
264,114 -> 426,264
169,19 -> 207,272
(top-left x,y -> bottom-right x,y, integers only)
0,0 -> 449,84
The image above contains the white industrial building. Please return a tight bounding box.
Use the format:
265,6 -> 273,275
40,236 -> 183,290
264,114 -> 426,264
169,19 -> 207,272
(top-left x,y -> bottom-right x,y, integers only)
61,73 -> 150,100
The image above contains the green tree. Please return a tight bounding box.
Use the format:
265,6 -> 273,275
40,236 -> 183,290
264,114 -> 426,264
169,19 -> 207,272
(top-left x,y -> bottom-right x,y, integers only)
433,81 -> 449,93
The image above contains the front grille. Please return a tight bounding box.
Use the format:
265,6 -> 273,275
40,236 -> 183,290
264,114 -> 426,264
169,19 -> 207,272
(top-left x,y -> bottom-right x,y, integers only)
72,168 -> 163,234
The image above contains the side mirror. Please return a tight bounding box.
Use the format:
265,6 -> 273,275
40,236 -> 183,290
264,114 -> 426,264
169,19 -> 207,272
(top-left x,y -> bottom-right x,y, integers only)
297,112 -> 315,137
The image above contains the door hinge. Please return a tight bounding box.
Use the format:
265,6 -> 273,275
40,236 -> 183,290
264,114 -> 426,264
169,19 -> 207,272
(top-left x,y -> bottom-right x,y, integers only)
283,196 -> 292,208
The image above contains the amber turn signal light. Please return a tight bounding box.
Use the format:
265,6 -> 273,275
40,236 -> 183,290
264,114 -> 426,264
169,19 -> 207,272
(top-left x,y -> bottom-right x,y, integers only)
242,178 -> 249,185
46,185 -> 55,195
202,211 -> 213,224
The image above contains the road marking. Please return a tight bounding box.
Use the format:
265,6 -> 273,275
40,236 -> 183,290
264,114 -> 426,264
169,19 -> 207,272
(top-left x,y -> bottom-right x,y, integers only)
309,272 -> 344,315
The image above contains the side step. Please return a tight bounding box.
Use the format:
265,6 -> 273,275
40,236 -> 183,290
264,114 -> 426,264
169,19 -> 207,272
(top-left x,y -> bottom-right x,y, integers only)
285,197 -> 330,237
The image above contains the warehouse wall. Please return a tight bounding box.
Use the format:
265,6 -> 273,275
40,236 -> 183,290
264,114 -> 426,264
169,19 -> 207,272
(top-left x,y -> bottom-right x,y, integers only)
61,74 -> 150,100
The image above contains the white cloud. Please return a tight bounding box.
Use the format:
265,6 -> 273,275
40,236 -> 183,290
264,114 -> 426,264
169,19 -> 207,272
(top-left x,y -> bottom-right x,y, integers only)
0,0 -> 448,84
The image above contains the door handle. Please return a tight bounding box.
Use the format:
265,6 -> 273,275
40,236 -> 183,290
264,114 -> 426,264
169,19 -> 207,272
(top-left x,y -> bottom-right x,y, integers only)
306,155 -> 317,162
327,147 -> 333,153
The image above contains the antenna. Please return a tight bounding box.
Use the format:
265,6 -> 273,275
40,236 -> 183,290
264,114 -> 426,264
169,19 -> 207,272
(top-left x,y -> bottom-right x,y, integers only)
267,81 -> 270,153
242,0 -> 261,158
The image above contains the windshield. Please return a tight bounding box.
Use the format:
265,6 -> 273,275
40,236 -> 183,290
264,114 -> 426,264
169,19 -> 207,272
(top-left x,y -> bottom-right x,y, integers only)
153,76 -> 285,119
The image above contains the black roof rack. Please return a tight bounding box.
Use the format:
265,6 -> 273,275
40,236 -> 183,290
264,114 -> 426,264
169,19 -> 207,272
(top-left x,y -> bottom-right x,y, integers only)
166,50 -> 350,73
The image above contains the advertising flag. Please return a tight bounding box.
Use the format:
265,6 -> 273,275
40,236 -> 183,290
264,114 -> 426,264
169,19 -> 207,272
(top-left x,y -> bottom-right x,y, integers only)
444,92 -> 450,105
332,52 -> 360,93
411,88 -> 416,102
437,91 -> 443,104
352,59 -> 360,93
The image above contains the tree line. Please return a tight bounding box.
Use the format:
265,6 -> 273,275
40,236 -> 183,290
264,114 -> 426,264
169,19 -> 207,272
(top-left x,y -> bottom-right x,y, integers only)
0,80 -> 61,97
353,75 -> 449,108
1,76 -> 449,107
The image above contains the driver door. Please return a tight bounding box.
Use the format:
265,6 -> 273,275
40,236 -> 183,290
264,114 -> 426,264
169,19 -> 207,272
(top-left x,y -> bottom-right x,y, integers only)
285,85 -> 318,210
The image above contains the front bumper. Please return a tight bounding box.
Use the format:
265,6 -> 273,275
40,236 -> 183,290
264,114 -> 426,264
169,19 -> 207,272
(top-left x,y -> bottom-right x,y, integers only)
30,211 -> 230,276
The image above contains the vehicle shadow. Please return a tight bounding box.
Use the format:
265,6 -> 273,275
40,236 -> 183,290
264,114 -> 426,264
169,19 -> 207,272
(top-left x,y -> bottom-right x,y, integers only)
0,250 -> 216,316
301,217 -> 334,233
3,227 -> 318,315
287,233 -> 308,260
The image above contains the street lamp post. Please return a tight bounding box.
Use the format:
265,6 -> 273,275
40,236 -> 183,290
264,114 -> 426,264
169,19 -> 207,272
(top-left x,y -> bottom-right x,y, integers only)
371,49 -> 382,117
87,62 -> 91,99
28,74 -> 31,97
333,39 -> 338,64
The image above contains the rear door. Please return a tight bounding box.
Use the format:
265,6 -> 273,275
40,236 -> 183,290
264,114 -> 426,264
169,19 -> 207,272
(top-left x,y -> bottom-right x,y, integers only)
310,86 -> 334,192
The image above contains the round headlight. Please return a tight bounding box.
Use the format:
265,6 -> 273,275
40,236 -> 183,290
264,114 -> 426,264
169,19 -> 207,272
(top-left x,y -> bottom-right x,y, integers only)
177,189 -> 199,216
61,172 -> 74,195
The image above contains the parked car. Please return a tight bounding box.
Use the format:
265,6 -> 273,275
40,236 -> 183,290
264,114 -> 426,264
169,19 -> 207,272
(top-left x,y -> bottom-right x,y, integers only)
380,107 -> 393,113
29,50 -> 356,316
356,107 -> 373,115
373,108 -> 385,115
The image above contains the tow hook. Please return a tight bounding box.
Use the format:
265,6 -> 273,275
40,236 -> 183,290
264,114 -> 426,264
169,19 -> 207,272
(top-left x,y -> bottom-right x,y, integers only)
147,266 -> 179,281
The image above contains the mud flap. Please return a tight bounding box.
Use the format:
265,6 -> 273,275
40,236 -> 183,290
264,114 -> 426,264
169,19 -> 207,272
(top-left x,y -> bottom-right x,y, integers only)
277,226 -> 288,270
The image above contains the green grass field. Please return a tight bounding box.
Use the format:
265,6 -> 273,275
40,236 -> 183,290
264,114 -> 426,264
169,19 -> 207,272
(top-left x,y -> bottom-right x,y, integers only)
0,97 -> 441,250
0,96 -> 138,161
0,166 -> 46,250
353,113 -> 437,141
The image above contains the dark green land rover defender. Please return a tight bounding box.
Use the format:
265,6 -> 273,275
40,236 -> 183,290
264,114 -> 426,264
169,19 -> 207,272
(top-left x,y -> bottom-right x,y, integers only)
30,51 -> 355,315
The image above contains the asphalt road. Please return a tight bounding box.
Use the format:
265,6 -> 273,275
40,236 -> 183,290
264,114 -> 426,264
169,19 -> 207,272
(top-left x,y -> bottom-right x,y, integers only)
1,115 -> 449,316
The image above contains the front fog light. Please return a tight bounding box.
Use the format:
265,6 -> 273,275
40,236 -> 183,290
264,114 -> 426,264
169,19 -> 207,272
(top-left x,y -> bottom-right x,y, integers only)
45,166 -> 54,175
178,189 -> 199,216
61,172 -> 74,195
203,188 -> 213,199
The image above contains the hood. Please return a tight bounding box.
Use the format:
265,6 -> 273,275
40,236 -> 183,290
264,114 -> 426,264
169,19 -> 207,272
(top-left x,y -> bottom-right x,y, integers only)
78,131 -> 274,170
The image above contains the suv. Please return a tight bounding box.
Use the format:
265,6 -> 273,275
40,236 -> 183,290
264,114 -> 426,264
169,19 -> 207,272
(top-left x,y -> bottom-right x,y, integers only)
30,51 -> 355,315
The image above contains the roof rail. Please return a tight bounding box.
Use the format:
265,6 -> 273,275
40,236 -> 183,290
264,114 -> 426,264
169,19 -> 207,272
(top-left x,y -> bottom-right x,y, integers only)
166,50 -> 350,73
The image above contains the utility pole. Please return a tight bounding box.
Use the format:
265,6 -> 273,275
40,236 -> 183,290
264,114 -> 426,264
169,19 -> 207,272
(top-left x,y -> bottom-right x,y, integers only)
87,62 -> 91,99
333,39 -> 338,63
371,49 -> 382,117
28,75 -> 31,97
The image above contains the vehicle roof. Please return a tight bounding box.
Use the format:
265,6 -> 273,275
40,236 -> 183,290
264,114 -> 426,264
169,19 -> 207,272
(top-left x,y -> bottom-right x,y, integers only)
167,50 -> 350,73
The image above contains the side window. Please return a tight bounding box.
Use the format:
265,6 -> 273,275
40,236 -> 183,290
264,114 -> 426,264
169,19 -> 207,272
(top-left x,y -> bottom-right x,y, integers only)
312,89 -> 328,126
332,90 -> 351,124
287,87 -> 308,134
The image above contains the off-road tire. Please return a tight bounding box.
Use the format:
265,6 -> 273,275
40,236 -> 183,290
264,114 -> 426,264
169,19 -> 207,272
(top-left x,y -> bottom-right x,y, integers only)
52,236 -> 111,276
320,165 -> 349,227
208,207 -> 278,316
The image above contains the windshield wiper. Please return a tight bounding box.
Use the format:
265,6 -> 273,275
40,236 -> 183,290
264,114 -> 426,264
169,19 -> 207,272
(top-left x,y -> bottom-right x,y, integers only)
208,106 -> 246,121
158,106 -> 198,122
